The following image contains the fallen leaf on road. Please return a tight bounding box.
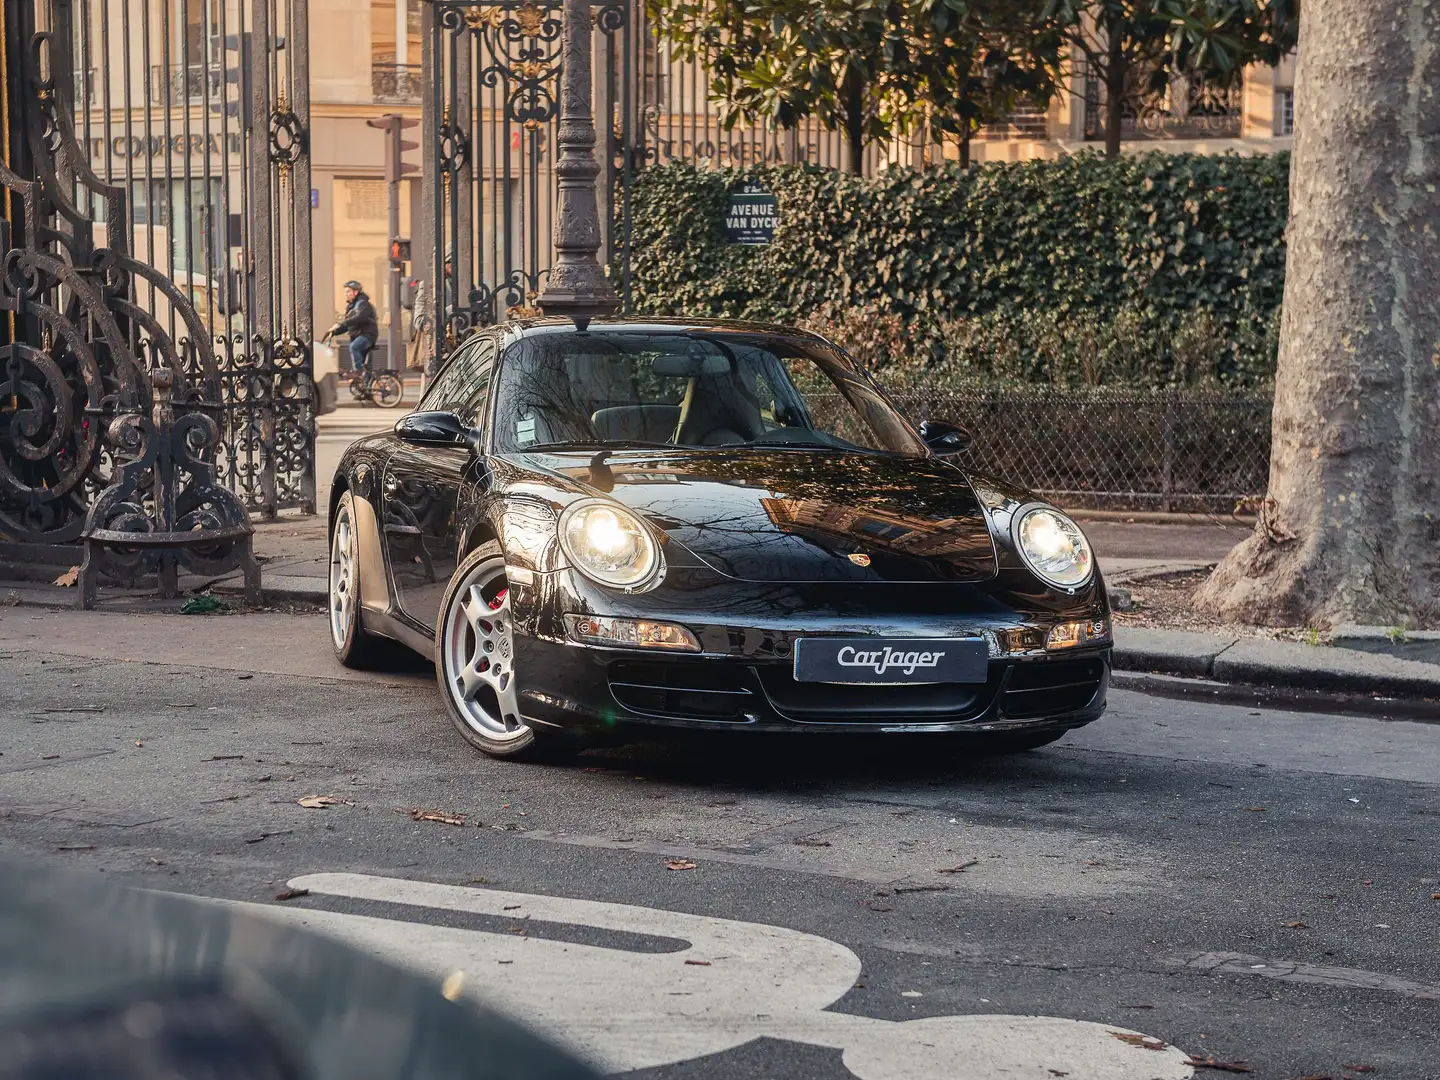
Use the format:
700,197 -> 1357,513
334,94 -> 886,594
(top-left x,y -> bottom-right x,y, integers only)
57,844 -> 96,852
238,674 -> 254,680
937,860 -> 980,874
43,706 -> 104,714
245,830 -> 293,844
149,857 -> 166,866
1110,1032 -> 1168,1051
684,960 -> 711,966
1432,894 -> 1440,900
665,859 -> 697,871
53,566 -> 80,587
297,795 -> 347,809
274,888 -> 309,902
503,905 -> 523,911
1183,1058 -> 1253,1073
1245,807 -> 1268,812
208,755 -> 244,761
793,838 -> 831,847
134,741 -> 143,747
167,703 -> 198,709
1282,921 -> 1310,929
400,808 -> 467,826
41,754 -> 59,760
1048,1072 -> 1069,1078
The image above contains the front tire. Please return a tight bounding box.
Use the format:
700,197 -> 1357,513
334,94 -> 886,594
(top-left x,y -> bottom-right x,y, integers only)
329,491 -> 387,668
436,543 -> 560,761
373,373 -> 405,409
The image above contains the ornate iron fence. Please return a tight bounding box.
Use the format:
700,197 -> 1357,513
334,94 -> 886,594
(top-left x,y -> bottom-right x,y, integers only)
0,0 -> 313,599
888,385 -> 1273,513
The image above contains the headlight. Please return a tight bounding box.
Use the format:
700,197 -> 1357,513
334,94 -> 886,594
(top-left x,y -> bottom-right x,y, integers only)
1013,506 -> 1094,589
557,499 -> 660,589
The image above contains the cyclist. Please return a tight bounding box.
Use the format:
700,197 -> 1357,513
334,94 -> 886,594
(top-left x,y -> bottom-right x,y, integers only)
324,280 -> 380,391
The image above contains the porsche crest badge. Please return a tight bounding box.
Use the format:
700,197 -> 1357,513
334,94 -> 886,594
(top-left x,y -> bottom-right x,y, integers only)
847,553 -> 871,567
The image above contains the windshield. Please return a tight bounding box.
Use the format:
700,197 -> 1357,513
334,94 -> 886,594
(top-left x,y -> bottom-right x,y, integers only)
492,330 -> 926,457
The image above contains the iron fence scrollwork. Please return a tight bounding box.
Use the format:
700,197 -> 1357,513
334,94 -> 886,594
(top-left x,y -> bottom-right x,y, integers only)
1,0 -> 314,601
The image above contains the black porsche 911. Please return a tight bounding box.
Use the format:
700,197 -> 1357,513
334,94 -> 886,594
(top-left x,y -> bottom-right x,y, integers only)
328,317 -> 1112,760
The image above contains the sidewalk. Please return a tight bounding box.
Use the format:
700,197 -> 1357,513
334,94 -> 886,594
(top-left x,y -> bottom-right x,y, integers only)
4,514 -> 1437,707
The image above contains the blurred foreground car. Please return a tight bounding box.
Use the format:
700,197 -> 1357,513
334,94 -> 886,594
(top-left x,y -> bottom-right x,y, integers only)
0,859 -> 599,1080
327,318 -> 1112,760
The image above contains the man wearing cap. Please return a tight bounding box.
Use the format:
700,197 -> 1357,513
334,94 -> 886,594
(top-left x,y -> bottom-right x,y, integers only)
324,281 -> 380,390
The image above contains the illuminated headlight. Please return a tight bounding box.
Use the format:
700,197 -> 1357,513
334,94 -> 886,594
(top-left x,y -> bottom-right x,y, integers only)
558,499 -> 661,589
1047,616 -> 1112,650
566,615 -> 699,651
1014,506 -> 1094,589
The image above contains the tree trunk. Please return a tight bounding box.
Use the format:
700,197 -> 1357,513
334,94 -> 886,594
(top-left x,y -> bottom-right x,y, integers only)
1103,22 -> 1125,159
959,125 -> 971,169
1195,0 -> 1440,629
843,66 -> 865,174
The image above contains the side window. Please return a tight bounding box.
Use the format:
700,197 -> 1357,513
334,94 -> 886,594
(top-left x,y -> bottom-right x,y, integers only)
418,336 -> 496,427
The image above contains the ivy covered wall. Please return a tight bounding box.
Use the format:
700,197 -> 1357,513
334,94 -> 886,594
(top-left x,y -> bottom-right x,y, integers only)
627,152 -> 1290,387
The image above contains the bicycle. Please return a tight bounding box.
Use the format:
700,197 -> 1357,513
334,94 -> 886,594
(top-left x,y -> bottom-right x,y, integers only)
346,367 -> 405,409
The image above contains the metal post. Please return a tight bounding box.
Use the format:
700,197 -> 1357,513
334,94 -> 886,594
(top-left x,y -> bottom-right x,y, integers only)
537,0 -> 617,321
388,121 -> 402,372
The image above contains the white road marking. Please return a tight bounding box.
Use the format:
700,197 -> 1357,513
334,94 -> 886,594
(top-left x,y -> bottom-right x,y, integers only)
1182,951 -> 1440,1000
236,873 -> 1196,1079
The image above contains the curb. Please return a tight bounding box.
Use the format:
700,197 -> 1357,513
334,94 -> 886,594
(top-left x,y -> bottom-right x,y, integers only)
1111,671 -> 1440,723
1067,509 -> 1257,527
1112,648 -> 1440,707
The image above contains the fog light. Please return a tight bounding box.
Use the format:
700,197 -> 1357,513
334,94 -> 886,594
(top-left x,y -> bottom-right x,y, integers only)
566,615 -> 700,652
1047,616 -> 1111,650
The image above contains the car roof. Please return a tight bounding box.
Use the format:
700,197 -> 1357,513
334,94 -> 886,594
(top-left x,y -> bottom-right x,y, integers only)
501,315 -> 824,342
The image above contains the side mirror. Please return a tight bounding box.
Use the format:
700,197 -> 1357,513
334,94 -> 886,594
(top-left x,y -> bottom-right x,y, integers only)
919,418 -> 971,457
395,410 -> 478,450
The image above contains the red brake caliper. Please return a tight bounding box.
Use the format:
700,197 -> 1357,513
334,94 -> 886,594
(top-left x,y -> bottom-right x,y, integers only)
488,588 -> 508,611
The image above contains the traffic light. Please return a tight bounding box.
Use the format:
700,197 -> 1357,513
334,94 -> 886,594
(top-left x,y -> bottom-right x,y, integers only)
366,114 -> 420,184
390,238 -> 412,268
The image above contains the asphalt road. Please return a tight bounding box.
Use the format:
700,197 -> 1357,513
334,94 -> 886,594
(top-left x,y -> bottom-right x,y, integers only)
1,618 -> 1437,1080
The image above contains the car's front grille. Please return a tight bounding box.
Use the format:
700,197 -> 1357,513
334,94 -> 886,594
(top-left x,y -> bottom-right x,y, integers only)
753,664 -> 1002,723
1001,658 -> 1106,719
608,660 -> 754,722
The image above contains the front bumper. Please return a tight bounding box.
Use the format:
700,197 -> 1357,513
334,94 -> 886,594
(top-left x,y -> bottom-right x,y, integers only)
507,569 -> 1110,735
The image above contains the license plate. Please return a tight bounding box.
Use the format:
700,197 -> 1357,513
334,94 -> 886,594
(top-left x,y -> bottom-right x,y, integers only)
793,638 -> 989,684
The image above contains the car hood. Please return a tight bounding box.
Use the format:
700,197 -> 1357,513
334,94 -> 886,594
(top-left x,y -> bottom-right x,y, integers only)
519,449 -> 998,584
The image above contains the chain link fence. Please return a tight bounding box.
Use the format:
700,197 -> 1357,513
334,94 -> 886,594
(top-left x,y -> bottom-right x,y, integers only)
886,385 -> 1274,512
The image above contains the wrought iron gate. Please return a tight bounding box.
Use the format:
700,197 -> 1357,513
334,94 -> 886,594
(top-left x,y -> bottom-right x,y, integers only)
426,0 -> 633,355
422,0 -> 864,366
0,0 -> 313,571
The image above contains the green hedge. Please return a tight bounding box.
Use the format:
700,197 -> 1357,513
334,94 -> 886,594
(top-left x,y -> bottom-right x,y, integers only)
628,151 -> 1290,387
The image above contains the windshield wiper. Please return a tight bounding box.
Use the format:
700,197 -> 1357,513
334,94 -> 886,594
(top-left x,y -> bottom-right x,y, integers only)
525,440 -> 687,452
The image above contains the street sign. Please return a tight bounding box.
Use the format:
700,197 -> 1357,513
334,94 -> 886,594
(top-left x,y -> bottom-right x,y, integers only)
725,182 -> 778,246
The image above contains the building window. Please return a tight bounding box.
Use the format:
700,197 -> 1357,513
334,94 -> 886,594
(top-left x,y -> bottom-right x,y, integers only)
1276,88 -> 1295,136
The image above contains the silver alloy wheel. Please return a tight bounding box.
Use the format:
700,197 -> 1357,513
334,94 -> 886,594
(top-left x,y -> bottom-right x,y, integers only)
329,502 -> 357,649
441,560 -> 526,742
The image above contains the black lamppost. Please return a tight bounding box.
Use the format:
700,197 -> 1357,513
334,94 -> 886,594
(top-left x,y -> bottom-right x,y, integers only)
536,0 -> 618,324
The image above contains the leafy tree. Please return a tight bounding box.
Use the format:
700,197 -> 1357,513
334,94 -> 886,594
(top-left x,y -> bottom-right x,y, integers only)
1043,0 -> 1299,158
907,0 -> 1065,167
646,0 -> 1063,173
1196,1 -> 1440,628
